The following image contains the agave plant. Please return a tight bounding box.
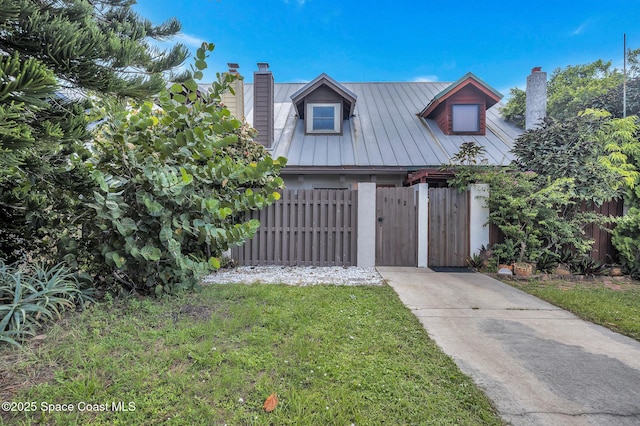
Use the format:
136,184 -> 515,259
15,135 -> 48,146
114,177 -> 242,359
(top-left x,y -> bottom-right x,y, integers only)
536,252 -> 559,274
466,253 -> 484,270
570,256 -> 606,276
0,261 -> 94,347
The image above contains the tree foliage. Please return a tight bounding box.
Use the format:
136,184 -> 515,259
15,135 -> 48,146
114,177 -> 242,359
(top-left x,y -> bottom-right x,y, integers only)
508,109 -> 640,266
450,141 -> 488,165
2,0 -> 189,99
452,107 -> 635,265
453,167 -> 595,264
565,50 -> 640,121
547,60 -> 623,121
512,110 -> 623,205
590,77 -> 640,119
83,44 -> 287,295
497,55 -> 640,271
612,207 -> 640,267
502,59 -> 623,125
500,87 -> 526,127
0,0 -> 189,262
0,0 -> 188,158
595,111 -> 640,200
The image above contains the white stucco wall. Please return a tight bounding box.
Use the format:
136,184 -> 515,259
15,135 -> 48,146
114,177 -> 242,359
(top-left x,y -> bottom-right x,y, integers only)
356,182 -> 376,267
469,184 -> 490,256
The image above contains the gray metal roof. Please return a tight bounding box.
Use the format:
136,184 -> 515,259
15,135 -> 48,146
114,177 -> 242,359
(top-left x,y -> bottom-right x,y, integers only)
243,81 -> 522,170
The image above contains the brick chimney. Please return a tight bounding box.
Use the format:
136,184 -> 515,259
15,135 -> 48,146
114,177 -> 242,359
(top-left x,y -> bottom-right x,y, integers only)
253,62 -> 274,148
525,67 -> 547,130
220,63 -> 245,119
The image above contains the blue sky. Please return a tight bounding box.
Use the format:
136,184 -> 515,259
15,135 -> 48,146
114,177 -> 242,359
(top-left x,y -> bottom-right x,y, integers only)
134,0 -> 640,97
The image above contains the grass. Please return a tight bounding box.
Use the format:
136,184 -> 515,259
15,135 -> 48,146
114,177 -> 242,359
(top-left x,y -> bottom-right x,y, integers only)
1,284 -> 503,425
506,278 -> 640,341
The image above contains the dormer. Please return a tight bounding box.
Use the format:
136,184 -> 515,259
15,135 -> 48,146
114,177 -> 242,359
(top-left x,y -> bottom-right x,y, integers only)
419,72 -> 502,135
290,73 -> 357,135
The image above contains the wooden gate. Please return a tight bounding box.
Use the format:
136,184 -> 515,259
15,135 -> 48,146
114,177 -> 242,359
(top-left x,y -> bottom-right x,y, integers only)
375,187 -> 418,266
428,188 -> 469,267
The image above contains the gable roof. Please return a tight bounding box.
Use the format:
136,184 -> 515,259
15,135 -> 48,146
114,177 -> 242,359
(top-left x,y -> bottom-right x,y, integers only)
241,79 -> 522,171
419,72 -> 503,118
290,73 -> 358,118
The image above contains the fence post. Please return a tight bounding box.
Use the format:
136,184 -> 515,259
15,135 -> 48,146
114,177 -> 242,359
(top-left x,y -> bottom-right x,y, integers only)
415,183 -> 429,268
357,182 -> 376,267
469,183 -> 490,256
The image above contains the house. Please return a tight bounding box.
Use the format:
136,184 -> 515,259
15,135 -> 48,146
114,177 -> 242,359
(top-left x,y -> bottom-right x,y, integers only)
219,65 -> 548,268
219,62 -> 526,189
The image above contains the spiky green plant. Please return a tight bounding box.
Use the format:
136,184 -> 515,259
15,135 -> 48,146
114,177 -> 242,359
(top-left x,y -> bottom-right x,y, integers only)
0,261 -> 93,347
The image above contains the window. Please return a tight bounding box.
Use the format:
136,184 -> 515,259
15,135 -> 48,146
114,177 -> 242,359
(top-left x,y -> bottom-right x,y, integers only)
451,104 -> 480,133
306,103 -> 341,134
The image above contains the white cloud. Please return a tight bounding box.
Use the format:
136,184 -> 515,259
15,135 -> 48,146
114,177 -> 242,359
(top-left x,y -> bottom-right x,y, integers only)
412,75 -> 439,82
284,0 -> 308,5
176,33 -> 208,48
572,22 -> 587,36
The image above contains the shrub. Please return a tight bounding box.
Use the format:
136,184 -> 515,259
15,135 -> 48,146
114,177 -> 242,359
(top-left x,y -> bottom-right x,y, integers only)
84,44 -> 286,295
536,252 -> 559,274
450,135 -> 608,265
466,253 -> 483,270
569,256 -> 606,276
482,170 -> 593,263
612,207 -> 640,271
0,260 -> 93,347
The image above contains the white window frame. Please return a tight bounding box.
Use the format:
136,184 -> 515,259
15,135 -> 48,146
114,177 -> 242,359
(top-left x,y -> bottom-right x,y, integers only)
451,104 -> 480,133
306,102 -> 341,134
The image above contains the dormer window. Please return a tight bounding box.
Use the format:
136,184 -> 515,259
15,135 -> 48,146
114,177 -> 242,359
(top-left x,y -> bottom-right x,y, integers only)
307,103 -> 341,133
290,73 -> 357,136
451,104 -> 480,133
419,73 -> 502,136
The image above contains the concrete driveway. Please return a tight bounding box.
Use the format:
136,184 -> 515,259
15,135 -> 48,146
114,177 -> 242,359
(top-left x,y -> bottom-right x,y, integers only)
377,266 -> 640,426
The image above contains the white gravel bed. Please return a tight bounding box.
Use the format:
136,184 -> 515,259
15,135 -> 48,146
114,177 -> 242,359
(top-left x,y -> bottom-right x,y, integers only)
202,265 -> 385,286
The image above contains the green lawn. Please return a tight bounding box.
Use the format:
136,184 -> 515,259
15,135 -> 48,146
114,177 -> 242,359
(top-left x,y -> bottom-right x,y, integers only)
1,284 -> 503,425
506,279 -> 640,341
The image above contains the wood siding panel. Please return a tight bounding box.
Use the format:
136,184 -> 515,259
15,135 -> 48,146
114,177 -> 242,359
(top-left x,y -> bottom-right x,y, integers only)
231,189 -> 357,266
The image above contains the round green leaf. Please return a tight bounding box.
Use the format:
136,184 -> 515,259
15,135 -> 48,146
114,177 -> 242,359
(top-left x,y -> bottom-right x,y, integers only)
208,257 -> 221,269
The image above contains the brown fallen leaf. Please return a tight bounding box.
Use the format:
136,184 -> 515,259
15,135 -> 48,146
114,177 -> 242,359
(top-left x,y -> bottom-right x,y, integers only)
263,393 -> 278,412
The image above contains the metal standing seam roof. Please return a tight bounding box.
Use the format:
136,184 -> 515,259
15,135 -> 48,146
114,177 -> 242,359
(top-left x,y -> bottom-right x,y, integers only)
241,81 -> 522,169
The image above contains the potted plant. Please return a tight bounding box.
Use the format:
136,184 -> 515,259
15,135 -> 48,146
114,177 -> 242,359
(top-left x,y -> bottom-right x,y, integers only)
513,262 -> 534,276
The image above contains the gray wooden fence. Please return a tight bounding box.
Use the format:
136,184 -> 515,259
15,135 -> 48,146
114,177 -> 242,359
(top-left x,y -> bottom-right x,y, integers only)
231,189 -> 358,266
583,199 -> 624,262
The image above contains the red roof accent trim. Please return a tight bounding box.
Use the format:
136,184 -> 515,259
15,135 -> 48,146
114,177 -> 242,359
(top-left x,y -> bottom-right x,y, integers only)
404,168 -> 455,186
